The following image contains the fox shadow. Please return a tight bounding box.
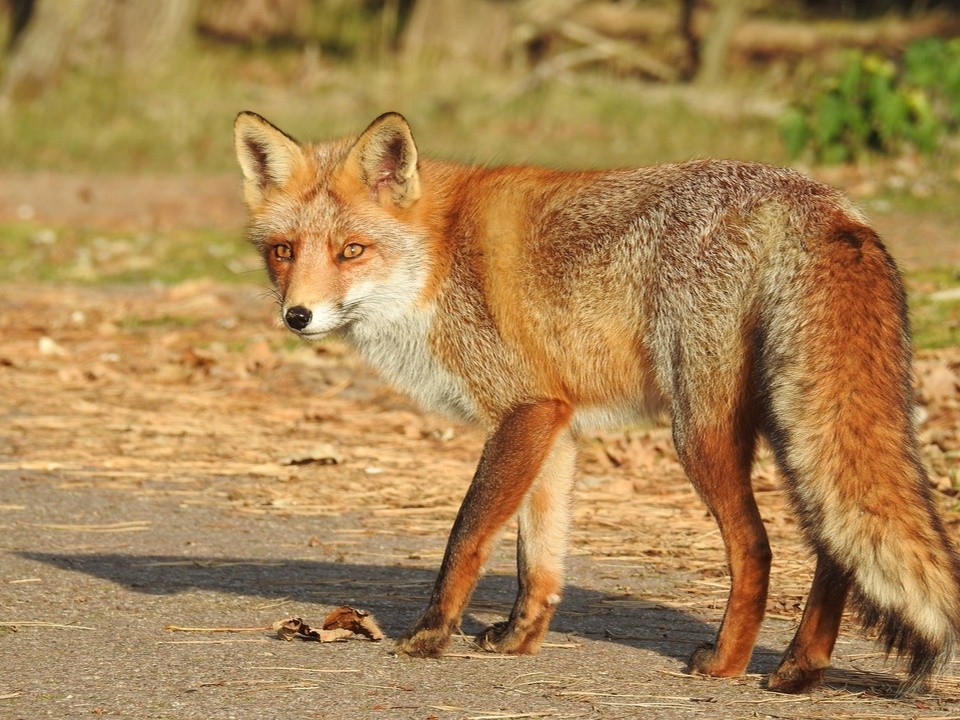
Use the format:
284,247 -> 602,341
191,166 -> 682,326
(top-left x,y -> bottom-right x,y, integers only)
18,550 -> 783,676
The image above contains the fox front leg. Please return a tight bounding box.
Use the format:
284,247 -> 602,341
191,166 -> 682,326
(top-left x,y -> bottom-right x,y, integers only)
394,400 -> 573,658
476,428 -> 576,653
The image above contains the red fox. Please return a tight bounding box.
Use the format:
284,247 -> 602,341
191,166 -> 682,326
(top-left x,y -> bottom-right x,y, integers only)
235,110 -> 960,693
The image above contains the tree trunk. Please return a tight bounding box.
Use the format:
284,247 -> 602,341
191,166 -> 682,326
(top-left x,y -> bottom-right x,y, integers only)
114,0 -> 197,72
196,0 -> 307,44
1,0 -> 196,105
695,0 -> 746,87
402,0 -> 513,69
678,0 -> 700,81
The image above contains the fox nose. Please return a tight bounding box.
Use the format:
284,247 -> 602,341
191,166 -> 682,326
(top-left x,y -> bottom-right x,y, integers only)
285,305 -> 312,331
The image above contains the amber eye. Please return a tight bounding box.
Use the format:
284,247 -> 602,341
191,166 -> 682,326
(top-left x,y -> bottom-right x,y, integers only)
273,243 -> 293,261
341,243 -> 364,260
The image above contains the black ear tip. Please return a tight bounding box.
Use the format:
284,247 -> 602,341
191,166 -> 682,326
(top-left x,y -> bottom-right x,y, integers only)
377,111 -> 406,122
369,112 -> 412,134
236,110 -> 262,125
234,112 -> 300,146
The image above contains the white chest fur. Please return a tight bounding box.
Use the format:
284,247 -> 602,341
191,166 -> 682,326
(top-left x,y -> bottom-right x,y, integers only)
347,307 -> 481,423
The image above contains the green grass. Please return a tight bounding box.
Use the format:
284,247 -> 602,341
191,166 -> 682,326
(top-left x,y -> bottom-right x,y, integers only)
0,221 -> 264,285
907,267 -> 960,349
0,42 -> 787,174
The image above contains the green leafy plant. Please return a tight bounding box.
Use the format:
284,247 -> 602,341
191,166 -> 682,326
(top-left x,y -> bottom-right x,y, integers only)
782,38 -> 960,164
903,37 -> 960,123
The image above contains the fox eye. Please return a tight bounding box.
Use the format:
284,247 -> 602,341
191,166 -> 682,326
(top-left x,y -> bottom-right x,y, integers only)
341,243 -> 364,260
273,243 -> 293,261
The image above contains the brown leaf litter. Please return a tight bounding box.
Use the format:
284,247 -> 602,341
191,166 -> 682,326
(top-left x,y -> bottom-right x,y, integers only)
274,607 -> 384,643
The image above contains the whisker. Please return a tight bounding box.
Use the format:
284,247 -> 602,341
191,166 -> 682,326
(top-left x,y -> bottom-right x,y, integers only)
255,286 -> 283,307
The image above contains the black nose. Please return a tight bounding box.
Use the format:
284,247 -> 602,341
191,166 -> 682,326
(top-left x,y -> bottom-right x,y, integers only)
285,305 -> 312,331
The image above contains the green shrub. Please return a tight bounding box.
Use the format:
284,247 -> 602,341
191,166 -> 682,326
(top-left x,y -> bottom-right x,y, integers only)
903,37 -> 960,120
782,38 -> 960,164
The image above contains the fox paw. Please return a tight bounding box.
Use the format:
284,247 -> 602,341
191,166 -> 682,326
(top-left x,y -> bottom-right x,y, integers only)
767,657 -> 826,694
393,625 -> 451,658
688,643 -> 719,674
687,643 -> 748,678
475,621 -> 513,651
475,619 -> 545,654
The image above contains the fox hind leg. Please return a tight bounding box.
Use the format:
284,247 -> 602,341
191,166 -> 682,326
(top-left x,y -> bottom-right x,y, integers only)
676,403 -> 770,677
768,555 -> 850,692
476,429 -> 577,654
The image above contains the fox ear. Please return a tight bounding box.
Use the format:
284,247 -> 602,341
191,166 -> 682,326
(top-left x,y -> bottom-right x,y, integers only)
344,112 -> 420,209
234,111 -> 305,209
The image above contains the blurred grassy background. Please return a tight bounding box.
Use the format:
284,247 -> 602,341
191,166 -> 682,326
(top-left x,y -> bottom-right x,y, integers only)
0,1 -> 792,173
7,0 -> 959,173
0,0 -> 957,346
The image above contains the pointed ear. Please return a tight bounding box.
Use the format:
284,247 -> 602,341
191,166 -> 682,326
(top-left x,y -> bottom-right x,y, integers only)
344,112 -> 420,209
234,111 -> 305,209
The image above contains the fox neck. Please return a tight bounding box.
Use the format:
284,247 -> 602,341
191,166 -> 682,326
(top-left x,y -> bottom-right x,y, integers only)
345,301 -> 481,423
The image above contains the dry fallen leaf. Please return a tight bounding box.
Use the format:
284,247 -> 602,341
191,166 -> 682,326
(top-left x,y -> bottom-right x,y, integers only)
243,339 -> 279,374
273,607 -> 383,643
321,605 -> 384,641
273,617 -> 353,643
39,336 -> 68,357
920,362 -> 959,405
279,443 -> 344,466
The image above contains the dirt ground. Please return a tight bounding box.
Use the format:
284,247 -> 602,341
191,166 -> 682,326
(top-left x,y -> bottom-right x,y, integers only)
1,174 -> 960,719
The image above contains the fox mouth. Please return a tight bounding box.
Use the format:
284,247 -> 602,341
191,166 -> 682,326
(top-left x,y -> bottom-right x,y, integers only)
287,318 -> 354,340
289,324 -> 337,340
294,330 -> 328,340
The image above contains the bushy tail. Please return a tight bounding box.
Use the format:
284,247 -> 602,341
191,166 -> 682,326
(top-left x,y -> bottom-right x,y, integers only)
758,219 -> 960,690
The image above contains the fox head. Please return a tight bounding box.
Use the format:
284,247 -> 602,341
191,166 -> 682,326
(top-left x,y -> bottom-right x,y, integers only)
234,111 -> 429,340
